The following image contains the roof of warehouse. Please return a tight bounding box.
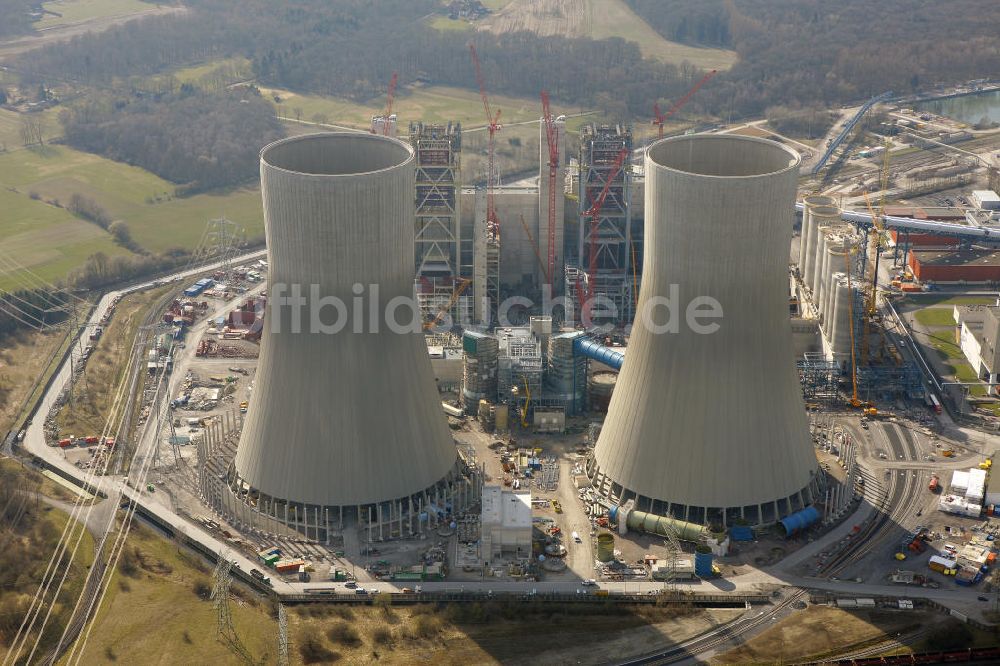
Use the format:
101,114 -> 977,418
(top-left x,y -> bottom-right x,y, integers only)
910,249 -> 1000,267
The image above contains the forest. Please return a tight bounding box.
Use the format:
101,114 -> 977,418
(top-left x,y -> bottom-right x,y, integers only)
628,0 -> 1000,119
0,0 -> 36,38
12,0 -> 1000,125
59,90 -> 285,193
15,0 -> 694,118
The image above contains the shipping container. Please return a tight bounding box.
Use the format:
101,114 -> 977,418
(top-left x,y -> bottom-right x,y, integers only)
274,558 -> 306,573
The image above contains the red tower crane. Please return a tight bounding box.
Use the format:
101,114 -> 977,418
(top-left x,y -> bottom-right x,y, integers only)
469,44 -> 502,239
382,71 -> 398,135
540,90 -> 558,286
579,147 -> 629,325
652,69 -> 718,139
370,71 -> 398,135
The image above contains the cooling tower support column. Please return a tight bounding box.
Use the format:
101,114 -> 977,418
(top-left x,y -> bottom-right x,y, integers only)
589,135 -> 822,528
228,133 -> 467,542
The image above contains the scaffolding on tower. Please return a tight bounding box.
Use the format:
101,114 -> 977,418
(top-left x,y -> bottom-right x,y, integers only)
570,125 -> 633,326
409,121 -> 466,323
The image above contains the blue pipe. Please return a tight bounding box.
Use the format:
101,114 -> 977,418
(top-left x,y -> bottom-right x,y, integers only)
573,337 -> 624,371
778,505 -> 820,536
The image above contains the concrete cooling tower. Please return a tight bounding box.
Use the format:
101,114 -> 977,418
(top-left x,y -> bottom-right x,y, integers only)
588,135 -> 822,528
228,133 -> 473,541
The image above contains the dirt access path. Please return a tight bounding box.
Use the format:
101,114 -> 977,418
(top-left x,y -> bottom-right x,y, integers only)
0,4 -> 186,60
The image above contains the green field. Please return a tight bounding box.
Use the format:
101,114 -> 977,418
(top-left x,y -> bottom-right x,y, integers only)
926,328 -> 962,359
0,145 -> 263,289
0,107 -> 63,152
475,0 -> 737,70
35,0 -> 155,28
904,294 -> 999,307
427,15 -> 474,32
263,83 -> 551,130
914,307 -> 958,327
0,185 -> 130,290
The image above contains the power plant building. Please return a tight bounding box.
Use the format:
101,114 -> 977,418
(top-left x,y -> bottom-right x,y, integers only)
588,135 -> 822,527
228,133 -> 476,541
480,485 -> 532,560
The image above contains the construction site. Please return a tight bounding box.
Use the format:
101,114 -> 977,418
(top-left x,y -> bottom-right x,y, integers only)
13,57 -> 1000,666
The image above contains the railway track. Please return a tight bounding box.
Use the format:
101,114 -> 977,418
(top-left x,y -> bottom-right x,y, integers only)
823,627 -> 933,662
619,592 -> 808,665
817,423 -> 921,578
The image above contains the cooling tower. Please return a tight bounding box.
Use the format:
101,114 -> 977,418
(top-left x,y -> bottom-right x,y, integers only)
588,135 -> 821,527
228,133 -> 465,538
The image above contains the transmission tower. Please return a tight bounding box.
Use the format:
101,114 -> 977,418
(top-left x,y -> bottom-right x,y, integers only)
211,554 -> 256,665
197,217 -> 246,287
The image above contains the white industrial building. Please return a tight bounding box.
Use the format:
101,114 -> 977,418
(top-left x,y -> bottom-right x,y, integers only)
971,190 -> 1000,211
480,485 -> 532,560
954,304 -> 1000,385
986,471 -> 1000,507
938,468 -> 987,517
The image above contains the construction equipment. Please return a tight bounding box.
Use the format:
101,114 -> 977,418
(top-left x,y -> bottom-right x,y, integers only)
843,243 -> 865,410
540,90 -> 558,285
382,71 -> 398,136
578,147 -> 629,324
652,69 -> 718,139
370,71 -> 398,136
859,137 -> 892,365
469,44 -> 502,239
423,278 -> 471,330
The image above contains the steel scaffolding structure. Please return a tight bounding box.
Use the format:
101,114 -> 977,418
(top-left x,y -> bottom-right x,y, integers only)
409,122 -> 466,321
798,352 -> 840,401
577,124 -> 634,324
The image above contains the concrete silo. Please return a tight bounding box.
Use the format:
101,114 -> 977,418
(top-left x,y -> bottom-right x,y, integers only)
800,196 -> 837,292
228,133 -> 472,541
588,135 -> 821,528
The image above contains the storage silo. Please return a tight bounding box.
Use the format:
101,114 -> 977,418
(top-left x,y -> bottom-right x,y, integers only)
831,273 -> 859,369
463,330 -> 499,414
228,133 -> 469,541
800,195 -> 835,287
814,228 -> 832,319
803,200 -> 839,293
588,135 -> 821,528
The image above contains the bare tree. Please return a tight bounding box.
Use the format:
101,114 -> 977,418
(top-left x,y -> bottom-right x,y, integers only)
19,115 -> 45,146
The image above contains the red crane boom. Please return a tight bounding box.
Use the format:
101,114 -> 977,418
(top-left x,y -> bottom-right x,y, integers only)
579,147 -> 629,325
652,69 -> 718,139
382,71 -> 398,135
540,90 -> 558,286
469,44 -> 502,237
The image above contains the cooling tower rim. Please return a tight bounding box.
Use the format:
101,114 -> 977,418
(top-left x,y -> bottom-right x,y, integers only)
260,132 -> 414,178
802,194 -> 837,207
646,134 -> 800,180
809,204 -> 841,217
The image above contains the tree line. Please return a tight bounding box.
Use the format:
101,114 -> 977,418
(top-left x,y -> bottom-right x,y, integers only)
627,0 -> 1000,120
0,0 -> 36,38
13,0 -> 1000,130
59,89 -> 285,194
16,0 -> 695,119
